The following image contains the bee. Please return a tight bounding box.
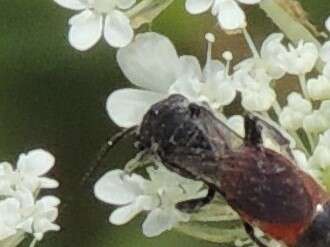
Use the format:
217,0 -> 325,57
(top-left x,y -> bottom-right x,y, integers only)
96,94 -> 330,247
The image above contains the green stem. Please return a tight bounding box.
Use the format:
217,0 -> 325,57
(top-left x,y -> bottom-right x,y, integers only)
0,234 -> 25,247
175,222 -> 247,244
259,0 -> 324,72
242,28 -> 260,58
29,238 -> 38,247
298,75 -> 310,100
127,0 -> 175,29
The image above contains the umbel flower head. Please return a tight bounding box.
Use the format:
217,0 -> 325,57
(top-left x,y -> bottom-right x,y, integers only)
0,149 -> 60,246
94,14 -> 330,246
53,0 -> 136,50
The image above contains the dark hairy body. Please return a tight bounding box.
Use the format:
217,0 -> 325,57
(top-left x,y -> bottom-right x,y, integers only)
136,94 -> 330,247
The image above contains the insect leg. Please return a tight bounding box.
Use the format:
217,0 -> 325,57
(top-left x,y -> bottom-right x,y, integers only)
175,186 -> 216,213
80,126 -> 138,186
243,223 -> 268,247
244,114 -> 263,146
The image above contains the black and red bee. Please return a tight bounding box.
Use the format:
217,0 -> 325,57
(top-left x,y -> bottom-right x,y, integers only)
97,94 -> 330,247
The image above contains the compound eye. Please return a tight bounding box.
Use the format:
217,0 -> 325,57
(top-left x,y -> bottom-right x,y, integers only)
189,104 -> 201,118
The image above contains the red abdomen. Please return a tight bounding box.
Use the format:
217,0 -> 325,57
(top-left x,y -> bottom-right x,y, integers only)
217,145 -> 329,246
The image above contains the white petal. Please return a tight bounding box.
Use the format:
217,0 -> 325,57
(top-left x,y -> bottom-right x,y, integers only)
0,162 -> 13,176
94,170 -> 145,205
202,74 -> 236,107
203,59 -> 225,81
142,208 -> 178,237
320,41 -> 330,63
53,0 -> 86,10
217,0 -> 246,30
33,218 -> 60,235
14,188 -> 35,209
185,0 -> 213,14
307,76 -> 330,101
237,0 -> 261,4
17,218 -> 33,233
169,78 -> 201,102
320,100 -> 330,122
0,198 -> 21,225
0,223 -> 16,240
116,0 -> 136,9
326,17 -> 330,32
37,196 -> 61,208
227,115 -> 245,137
106,88 -> 164,128
39,178 -> 60,189
109,202 -> 143,225
104,11 -> 134,48
179,56 -> 202,80
69,10 -> 103,51
303,111 -> 329,134
279,108 -> 299,131
117,32 -> 181,92
17,149 -> 55,176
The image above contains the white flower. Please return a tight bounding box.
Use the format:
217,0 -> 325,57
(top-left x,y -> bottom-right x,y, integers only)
16,149 -> 59,192
0,162 -> 17,195
303,100 -> 330,133
320,41 -> 330,64
53,0 -> 135,50
0,149 -> 60,244
94,169 -> 158,225
94,166 -> 207,237
107,32 -> 237,128
0,149 -> 58,195
310,130 -> 330,169
17,192 -> 61,241
303,110 -> 329,134
307,75 -> 330,101
277,40 -> 319,75
234,67 -> 276,112
279,92 -> 312,130
0,198 -> 21,240
236,33 -> 286,81
185,0 -> 261,30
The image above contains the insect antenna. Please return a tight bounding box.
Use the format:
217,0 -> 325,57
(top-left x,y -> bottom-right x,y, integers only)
80,126 -> 138,186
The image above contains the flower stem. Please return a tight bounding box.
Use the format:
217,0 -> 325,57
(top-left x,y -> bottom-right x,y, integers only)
272,100 -> 282,118
242,28 -> 260,58
297,74 -> 318,152
298,74 -> 310,100
290,131 -> 309,155
175,222 -> 247,244
29,238 -> 38,247
1,234 -> 25,247
127,0 -> 175,29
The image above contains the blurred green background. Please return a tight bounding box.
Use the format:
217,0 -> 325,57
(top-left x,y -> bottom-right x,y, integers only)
0,0 -> 329,246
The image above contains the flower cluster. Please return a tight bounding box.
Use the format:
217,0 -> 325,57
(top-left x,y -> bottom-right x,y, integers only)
93,11 -> 330,247
107,32 -> 238,128
0,149 -> 60,246
94,165 -> 207,237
